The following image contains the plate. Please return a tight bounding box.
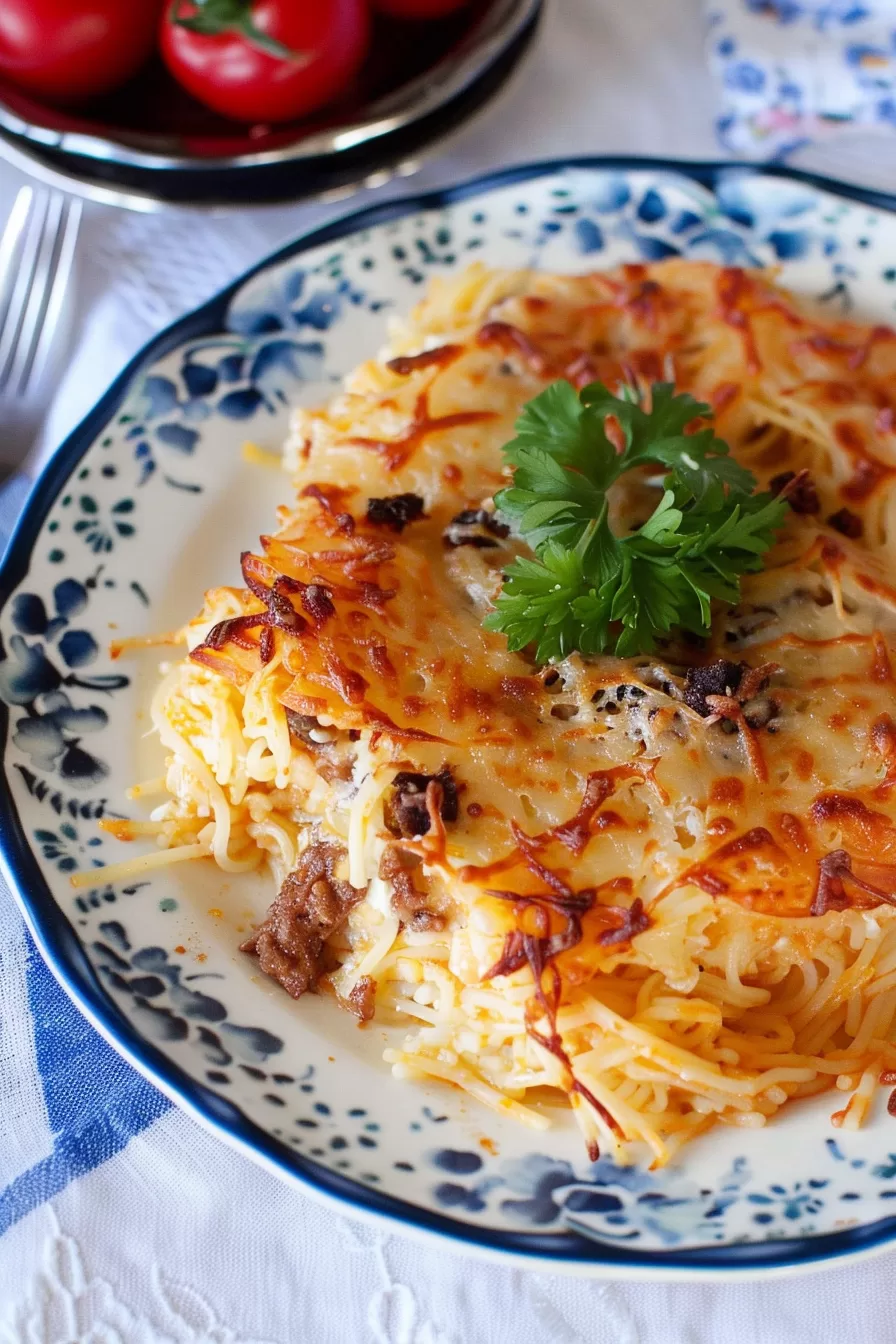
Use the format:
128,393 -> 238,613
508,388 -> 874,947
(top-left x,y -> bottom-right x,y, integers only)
5,158 -> 896,1278
0,0 -> 541,210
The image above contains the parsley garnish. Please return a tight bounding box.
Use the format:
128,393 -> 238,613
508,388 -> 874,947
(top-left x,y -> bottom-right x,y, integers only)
483,380 -> 788,662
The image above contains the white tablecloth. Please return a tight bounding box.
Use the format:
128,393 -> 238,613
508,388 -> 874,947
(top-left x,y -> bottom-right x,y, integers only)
4,3 -> 896,1339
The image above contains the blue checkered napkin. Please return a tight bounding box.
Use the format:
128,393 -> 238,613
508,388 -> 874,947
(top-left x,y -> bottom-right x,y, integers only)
0,476 -> 169,1238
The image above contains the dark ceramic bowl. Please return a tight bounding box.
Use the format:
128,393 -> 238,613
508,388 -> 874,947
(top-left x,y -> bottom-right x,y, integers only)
0,0 -> 542,210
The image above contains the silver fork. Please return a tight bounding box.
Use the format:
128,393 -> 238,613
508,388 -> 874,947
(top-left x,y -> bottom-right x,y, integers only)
0,185 -> 82,480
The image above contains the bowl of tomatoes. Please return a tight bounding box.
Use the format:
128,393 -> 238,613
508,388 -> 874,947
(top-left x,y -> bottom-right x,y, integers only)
0,0 -> 542,209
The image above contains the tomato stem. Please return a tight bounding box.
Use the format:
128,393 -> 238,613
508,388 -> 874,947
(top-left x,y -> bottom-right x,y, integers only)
170,0 -> 308,64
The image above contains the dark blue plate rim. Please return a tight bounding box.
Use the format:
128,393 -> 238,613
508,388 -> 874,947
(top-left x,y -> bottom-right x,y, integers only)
4,155 -> 896,1276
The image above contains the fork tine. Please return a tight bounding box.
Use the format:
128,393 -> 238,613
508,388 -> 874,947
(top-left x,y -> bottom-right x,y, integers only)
0,186 -> 33,345
17,194 -> 81,397
6,190 -> 67,398
6,189 -> 62,396
0,187 -> 50,394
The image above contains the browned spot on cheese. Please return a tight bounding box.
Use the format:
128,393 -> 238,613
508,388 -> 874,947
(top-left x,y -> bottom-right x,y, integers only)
820,537 -> 845,569
476,321 -> 551,375
676,827 -> 812,913
872,714 -> 896,794
714,826 -> 776,859
712,381 -> 739,412
595,810 -> 627,830
367,644 -> 397,684
811,792 -> 896,863
834,420 -> 896,502
872,632 -> 893,682
812,793 -> 881,826
319,648 -> 368,704
854,572 -> 896,608
386,344 -> 464,376
793,750 -> 815,781
710,777 -> 745,805
717,268 -> 761,374
498,676 -> 540,708
350,386 -> 496,472
778,812 -> 810,852
688,869 -> 729,895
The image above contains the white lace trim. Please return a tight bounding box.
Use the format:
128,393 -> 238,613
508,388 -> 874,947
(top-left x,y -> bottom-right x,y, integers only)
1,1209 -> 278,1344
1,1206 -> 505,1344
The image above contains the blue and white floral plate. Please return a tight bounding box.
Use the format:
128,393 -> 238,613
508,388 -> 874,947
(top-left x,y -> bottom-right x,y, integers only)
5,159 -> 896,1279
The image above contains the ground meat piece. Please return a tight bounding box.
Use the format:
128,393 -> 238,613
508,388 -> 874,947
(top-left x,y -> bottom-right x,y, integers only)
345,975 -> 377,1022
443,508 -> 510,549
385,767 -> 459,838
683,661 -> 745,717
380,846 -> 446,931
284,709 -> 351,781
769,469 -> 820,515
827,507 -> 863,539
240,843 -> 364,999
366,493 -> 425,533
284,709 -> 353,782
284,709 -> 322,746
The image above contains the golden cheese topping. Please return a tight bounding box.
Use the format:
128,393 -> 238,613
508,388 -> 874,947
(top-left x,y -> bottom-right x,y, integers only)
126,260 -> 896,1165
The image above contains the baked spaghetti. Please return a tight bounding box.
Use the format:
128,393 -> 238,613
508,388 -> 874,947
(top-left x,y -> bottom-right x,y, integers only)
94,260 -> 896,1167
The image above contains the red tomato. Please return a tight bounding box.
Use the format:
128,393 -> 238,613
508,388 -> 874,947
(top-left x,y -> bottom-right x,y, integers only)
160,0 -> 370,125
374,0 -> 470,16
0,0 -> 162,103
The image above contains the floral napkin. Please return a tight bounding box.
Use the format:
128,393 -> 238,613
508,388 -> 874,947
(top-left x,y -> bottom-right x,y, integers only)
707,1 -> 896,159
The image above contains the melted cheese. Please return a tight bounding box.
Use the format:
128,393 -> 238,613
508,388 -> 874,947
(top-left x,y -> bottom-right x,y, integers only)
139,260 -> 896,1163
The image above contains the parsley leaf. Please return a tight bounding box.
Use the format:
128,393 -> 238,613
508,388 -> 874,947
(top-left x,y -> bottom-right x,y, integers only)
485,379 -> 789,661
580,378 -> 754,498
495,382 -> 617,548
494,444 -> 607,549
